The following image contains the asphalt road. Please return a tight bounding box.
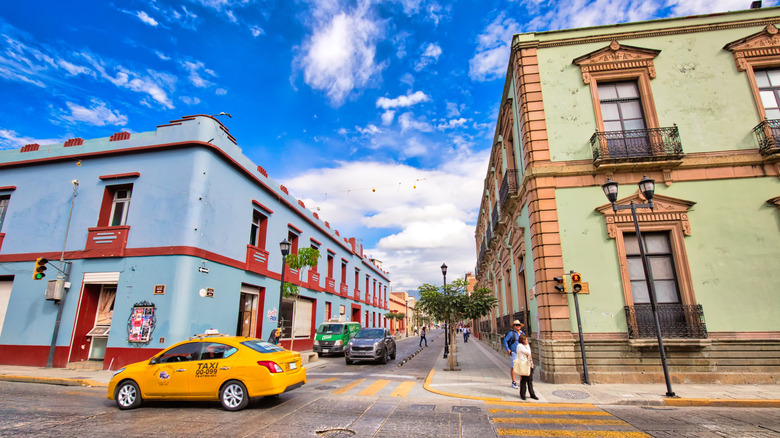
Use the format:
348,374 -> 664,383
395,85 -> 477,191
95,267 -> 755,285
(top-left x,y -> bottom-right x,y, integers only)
1,332 -> 778,437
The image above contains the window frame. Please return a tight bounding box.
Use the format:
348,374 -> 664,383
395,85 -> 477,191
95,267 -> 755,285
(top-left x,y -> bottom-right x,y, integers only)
725,24 -> 780,122
249,209 -> 268,249
98,184 -> 133,227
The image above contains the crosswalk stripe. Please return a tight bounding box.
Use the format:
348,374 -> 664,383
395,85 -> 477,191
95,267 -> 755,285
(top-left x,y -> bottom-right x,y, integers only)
492,417 -> 628,426
487,402 -> 597,408
319,377 -> 339,384
390,381 -> 416,397
358,379 -> 391,396
496,429 -> 651,437
332,378 -> 365,394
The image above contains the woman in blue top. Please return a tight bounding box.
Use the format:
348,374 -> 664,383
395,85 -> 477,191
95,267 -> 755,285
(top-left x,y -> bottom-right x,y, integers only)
502,320 -> 525,389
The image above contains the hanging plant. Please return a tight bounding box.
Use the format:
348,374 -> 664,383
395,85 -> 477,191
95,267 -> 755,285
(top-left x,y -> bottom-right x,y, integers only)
282,247 -> 320,298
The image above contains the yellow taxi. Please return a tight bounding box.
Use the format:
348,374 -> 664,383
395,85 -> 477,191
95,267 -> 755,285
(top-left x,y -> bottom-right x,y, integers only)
107,330 -> 306,411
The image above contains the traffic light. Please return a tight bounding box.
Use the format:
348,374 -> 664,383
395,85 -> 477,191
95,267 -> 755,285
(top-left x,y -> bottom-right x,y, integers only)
553,275 -> 567,292
33,257 -> 48,280
571,272 -> 583,293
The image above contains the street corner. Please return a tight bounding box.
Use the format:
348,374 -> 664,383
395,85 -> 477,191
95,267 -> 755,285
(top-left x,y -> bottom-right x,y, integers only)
664,397 -> 780,408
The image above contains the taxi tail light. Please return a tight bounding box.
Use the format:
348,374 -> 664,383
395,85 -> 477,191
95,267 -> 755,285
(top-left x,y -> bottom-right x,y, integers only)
257,361 -> 283,373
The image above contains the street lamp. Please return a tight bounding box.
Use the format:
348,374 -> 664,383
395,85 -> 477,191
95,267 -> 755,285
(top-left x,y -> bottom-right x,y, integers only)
277,239 -> 291,337
405,298 -> 410,337
441,263 -> 449,359
601,176 -> 675,397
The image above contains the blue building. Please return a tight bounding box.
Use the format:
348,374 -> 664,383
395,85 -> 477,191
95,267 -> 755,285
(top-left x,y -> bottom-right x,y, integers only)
0,115 -> 390,370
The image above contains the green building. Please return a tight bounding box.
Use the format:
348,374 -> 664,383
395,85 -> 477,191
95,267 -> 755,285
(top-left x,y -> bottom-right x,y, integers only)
476,7 -> 780,384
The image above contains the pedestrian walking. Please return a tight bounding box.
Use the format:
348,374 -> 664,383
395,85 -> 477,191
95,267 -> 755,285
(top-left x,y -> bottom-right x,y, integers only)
419,326 -> 428,347
516,335 -> 538,400
462,325 -> 470,343
502,320 -> 526,389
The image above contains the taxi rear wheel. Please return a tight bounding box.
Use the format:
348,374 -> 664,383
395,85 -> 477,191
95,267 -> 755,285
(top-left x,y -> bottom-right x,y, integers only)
220,380 -> 249,411
115,380 -> 142,410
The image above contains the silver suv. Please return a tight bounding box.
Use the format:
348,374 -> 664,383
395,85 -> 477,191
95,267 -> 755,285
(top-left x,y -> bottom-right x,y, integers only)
345,328 -> 396,365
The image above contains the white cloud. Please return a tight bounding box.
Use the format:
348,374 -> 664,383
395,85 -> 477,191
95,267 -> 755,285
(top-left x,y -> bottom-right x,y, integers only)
445,101 -> 463,117
156,51 -> 171,61
297,3 -> 384,106
181,60 -> 216,88
282,152 -> 488,290
381,110 -> 396,125
250,25 -> 264,37
215,87 -> 228,95
136,11 -> 159,26
376,91 -> 430,109
57,60 -> 91,76
61,99 -> 128,126
0,128 -> 64,150
356,124 -> 381,135
398,112 -> 432,133
436,117 -> 467,130
469,13 -> 521,82
414,43 -> 442,71
79,53 -> 176,109
181,96 -> 201,105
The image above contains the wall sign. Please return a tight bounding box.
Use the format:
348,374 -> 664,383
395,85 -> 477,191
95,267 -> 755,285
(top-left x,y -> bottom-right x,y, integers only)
154,284 -> 165,295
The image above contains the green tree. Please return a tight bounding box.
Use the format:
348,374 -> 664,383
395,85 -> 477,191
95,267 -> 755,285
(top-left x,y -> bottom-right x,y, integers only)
384,311 -> 405,334
282,248 -> 319,351
416,278 -> 497,370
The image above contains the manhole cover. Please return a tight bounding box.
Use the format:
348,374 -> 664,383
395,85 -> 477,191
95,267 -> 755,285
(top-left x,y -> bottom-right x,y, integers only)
551,389 -> 591,400
316,386 -> 338,390
410,404 -> 436,411
316,428 -> 355,437
452,406 -> 479,414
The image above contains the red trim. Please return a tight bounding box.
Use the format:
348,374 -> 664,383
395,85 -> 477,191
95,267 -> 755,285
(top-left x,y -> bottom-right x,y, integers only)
297,200 -> 306,208
256,166 -> 268,177
288,224 -> 302,234
251,200 -> 273,214
64,138 -> 84,147
0,186 -> 16,191
109,132 -> 131,142
310,238 -> 322,246
20,144 -> 39,153
0,345 -> 69,367
99,172 -> 140,180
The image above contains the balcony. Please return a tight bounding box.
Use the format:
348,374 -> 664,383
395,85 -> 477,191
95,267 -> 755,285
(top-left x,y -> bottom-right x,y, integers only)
624,304 -> 707,339
499,169 -> 520,211
340,282 -> 349,297
590,126 -> 683,167
245,245 -> 270,275
308,270 -> 320,289
84,226 -> 130,258
325,277 -> 336,293
752,119 -> 780,156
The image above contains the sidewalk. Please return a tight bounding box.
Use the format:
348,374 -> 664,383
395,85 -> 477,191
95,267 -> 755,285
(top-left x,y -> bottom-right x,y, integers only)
1,336 -> 778,407
423,333 -> 780,407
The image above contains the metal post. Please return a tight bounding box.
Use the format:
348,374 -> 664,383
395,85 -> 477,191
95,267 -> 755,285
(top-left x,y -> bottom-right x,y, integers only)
442,269 -> 449,359
47,180 -> 78,368
572,289 -> 590,385
630,201 -> 675,397
277,257 -> 287,333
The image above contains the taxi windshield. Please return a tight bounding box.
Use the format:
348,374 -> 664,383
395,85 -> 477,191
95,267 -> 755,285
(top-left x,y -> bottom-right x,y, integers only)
241,340 -> 285,353
355,329 -> 383,339
317,324 -> 344,334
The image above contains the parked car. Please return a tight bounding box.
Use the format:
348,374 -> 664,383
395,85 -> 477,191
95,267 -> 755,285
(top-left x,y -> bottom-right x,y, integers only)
313,320 -> 361,356
345,328 -> 396,365
107,330 -> 306,411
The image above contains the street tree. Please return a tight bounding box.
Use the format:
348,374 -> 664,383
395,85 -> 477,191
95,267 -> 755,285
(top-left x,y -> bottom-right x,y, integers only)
282,248 -> 319,351
416,278 -> 497,370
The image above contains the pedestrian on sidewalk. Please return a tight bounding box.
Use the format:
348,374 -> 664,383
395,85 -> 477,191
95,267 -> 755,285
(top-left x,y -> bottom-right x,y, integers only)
268,328 -> 281,345
517,334 -> 538,400
503,320 -> 526,389
419,326 -> 427,347
462,325 -> 470,343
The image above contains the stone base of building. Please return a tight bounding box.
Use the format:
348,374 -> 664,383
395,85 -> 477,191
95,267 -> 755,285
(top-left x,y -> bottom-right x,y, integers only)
484,333 -> 780,385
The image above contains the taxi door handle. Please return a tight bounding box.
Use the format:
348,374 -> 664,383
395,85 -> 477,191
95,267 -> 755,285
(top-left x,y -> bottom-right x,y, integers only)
220,367 -> 230,370
175,369 -> 186,372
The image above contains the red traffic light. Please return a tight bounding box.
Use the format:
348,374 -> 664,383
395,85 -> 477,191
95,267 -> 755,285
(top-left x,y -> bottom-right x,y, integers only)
571,273 -> 581,283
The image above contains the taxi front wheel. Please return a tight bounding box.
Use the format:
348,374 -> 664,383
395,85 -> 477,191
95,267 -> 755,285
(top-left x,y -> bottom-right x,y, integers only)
220,380 -> 249,411
115,380 -> 142,410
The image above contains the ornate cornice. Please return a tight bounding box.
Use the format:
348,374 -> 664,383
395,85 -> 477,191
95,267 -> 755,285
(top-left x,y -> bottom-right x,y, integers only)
573,40 -> 660,84
595,193 -> 696,238
724,24 -> 780,71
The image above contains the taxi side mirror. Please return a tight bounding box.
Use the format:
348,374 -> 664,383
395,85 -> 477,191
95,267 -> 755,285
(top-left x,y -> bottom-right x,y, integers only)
149,357 -> 158,365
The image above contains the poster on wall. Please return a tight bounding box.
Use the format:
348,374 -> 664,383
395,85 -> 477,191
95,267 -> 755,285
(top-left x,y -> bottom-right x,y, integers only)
127,301 -> 156,345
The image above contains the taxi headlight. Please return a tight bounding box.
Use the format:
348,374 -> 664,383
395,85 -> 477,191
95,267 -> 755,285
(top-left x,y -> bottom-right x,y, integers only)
334,340 -> 343,346
112,367 -> 126,377
313,340 -> 319,346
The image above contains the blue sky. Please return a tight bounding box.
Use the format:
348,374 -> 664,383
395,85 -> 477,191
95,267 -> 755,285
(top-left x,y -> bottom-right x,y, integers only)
0,0 -> 769,292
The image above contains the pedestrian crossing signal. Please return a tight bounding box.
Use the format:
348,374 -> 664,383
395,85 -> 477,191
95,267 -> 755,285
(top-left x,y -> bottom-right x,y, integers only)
553,276 -> 567,292
571,272 -> 583,293
33,257 -> 48,280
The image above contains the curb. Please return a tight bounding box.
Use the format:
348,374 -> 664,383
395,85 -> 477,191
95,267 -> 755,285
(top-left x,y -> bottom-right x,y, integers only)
0,374 -> 107,388
422,368 -> 503,402
664,398 -> 780,408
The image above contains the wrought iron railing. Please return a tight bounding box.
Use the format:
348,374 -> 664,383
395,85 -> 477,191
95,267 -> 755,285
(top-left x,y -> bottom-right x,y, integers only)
590,126 -> 683,162
752,119 -> 780,155
624,304 -> 707,339
499,169 -> 520,210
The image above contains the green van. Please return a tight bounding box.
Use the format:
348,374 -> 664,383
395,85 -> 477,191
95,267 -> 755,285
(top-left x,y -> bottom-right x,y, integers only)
313,320 -> 361,356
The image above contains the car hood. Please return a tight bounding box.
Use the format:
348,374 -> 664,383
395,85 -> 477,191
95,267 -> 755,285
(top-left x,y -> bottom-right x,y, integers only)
351,339 -> 380,346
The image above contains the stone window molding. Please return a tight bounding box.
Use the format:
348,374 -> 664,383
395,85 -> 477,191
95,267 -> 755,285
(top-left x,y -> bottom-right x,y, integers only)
725,24 -> 780,120
595,192 -> 697,307
573,40 -> 662,132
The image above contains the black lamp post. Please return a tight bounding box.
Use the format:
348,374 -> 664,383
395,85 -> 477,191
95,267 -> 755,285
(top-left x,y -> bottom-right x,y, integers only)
441,263 -> 449,359
601,176 -> 675,397
277,239 -> 291,335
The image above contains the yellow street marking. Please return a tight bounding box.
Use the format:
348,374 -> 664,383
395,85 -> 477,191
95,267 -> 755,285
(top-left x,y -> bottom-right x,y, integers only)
493,417 -> 628,426
489,408 -> 603,414
390,381 -> 416,397
358,379 -> 391,396
496,429 -> 651,437
332,378 -> 365,394
488,401 -> 596,408
319,377 -> 338,384
489,408 -> 611,416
